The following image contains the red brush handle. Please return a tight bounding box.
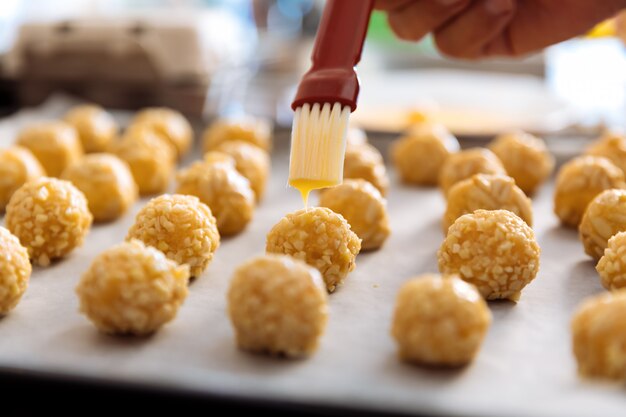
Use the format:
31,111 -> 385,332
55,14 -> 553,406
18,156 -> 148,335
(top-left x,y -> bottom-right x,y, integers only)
291,0 -> 374,112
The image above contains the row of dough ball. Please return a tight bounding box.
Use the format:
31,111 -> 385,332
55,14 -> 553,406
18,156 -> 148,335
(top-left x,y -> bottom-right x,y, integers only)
391,124 -> 555,197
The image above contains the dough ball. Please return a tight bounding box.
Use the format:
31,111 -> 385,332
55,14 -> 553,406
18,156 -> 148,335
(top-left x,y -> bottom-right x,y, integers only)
202,116 -> 272,153
214,140 -> 270,201
439,148 -> 506,197
0,146 -> 45,211
319,179 -> 390,250
391,274 -> 491,366
131,107 -> 193,158
110,126 -> 175,195
488,131 -> 554,195
580,189 -> 626,260
344,143 -> 389,196
64,104 -> 118,153
0,227 -> 31,315
443,174 -> 532,233
585,131 -> 626,175
227,254 -> 328,357
62,153 -> 138,222
554,156 -> 625,228
5,177 -> 92,266
176,155 -> 255,236
127,194 -> 220,277
437,209 -> 540,301
266,207 -> 361,293
391,122 -> 460,185
76,239 -> 189,335
571,290 -> 626,379
596,231 -> 626,291
16,121 -> 83,177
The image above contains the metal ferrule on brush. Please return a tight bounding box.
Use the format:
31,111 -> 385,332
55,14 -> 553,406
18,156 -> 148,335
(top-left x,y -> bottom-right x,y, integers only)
289,0 -> 374,194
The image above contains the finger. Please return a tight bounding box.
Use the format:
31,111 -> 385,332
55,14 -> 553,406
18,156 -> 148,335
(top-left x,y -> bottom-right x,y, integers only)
386,0 -> 472,42
434,0 -> 516,59
374,0 -> 414,12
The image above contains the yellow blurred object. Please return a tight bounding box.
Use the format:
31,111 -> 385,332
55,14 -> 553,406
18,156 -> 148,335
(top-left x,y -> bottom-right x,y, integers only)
587,18 -> 617,38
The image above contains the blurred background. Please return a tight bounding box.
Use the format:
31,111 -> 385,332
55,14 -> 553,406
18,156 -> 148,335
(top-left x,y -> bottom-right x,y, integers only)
0,0 -> 625,150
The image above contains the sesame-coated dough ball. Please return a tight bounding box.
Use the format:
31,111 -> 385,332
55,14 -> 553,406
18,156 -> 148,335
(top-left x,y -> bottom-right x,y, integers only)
62,154 -> 138,222
344,143 -> 389,196
215,140 -> 270,201
585,132 -> 626,175
0,146 -> 45,211
110,127 -> 175,195
580,189 -> 626,260
127,194 -> 220,277
131,107 -> 193,158
0,227 -> 31,315
202,116 -> 272,153
319,179 -> 390,250
391,123 -> 460,186
571,290 -> 626,379
443,174 -> 532,233
16,121 -> 83,177
5,177 -> 92,266
439,148 -> 506,197
554,156 -> 625,228
438,209 -> 540,301
228,255 -> 328,357
64,104 -> 118,153
391,274 -> 491,366
266,207 -> 361,293
596,232 -> 626,291
176,157 -> 255,236
488,131 -> 554,195
76,240 -> 189,335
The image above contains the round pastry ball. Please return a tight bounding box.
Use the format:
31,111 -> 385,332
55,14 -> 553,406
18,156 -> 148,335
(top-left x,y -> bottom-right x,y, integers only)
16,121 -> 83,177
554,156 -> 625,228
443,174 -> 532,233
64,104 -> 118,153
344,143 -> 389,196
585,131 -> 626,175
346,127 -> 368,147
61,154 -> 138,222
391,122 -> 460,186
131,107 -> 193,158
214,140 -> 270,201
596,231 -> 626,291
438,209 -> 540,301
488,131 -> 554,195
5,177 -> 93,266
110,126 -> 175,195
202,116 -> 272,153
176,155 -> 255,236
439,148 -> 506,196
76,240 -> 189,336
579,189 -> 626,260
319,179 -> 390,250
391,274 -> 491,366
266,207 -> 361,293
571,290 -> 626,379
0,146 -> 45,211
227,254 -> 328,357
0,227 -> 31,315
127,194 -> 220,277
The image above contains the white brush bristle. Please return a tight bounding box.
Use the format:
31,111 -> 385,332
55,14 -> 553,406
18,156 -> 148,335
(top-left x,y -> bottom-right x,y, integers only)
289,102 -> 350,190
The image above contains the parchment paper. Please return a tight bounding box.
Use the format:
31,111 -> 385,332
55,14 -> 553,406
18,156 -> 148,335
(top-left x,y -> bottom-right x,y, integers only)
0,97 -> 624,417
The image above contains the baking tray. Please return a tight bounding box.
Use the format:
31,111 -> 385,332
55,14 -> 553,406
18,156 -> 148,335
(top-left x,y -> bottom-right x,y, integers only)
0,98 -> 625,417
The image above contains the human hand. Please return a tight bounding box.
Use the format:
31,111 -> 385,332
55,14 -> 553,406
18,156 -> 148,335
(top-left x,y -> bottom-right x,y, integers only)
375,0 -> 626,59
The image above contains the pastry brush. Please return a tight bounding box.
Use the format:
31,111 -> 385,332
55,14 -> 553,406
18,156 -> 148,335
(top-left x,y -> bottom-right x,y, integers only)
288,0 -> 374,203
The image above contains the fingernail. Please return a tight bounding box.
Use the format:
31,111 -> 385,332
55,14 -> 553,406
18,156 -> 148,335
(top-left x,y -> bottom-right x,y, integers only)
485,0 -> 514,15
